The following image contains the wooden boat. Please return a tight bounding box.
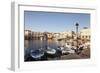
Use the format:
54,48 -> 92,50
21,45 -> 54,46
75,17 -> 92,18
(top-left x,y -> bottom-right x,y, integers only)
30,49 -> 44,59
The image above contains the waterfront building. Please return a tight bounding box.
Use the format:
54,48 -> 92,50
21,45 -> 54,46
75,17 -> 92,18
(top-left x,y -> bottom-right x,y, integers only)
80,27 -> 90,41
24,30 -> 32,40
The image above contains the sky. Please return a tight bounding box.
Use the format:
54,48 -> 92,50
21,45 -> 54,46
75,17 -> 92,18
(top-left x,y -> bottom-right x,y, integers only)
24,11 -> 90,33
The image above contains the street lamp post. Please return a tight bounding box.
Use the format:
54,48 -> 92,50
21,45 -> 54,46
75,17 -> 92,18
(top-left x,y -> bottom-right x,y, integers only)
75,23 -> 79,53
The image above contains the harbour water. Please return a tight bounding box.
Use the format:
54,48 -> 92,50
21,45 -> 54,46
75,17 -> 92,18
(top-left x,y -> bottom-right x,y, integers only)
24,39 -> 65,50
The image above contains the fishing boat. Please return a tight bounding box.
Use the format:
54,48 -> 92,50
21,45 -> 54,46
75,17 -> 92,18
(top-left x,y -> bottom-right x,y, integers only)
30,49 -> 44,60
60,46 -> 69,55
46,47 -> 56,55
45,47 -> 56,58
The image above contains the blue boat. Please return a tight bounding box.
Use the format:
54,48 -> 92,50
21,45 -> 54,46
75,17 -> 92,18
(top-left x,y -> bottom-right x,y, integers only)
30,49 -> 44,60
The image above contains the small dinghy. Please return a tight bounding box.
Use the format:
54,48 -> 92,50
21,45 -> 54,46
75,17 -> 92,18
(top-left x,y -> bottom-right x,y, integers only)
45,47 -> 56,58
30,49 -> 44,59
46,47 -> 56,55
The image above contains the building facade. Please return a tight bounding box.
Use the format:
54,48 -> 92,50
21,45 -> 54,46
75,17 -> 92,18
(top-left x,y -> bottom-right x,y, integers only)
80,27 -> 90,41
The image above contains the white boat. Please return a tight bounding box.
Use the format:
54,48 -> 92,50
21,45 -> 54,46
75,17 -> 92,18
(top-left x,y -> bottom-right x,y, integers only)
60,46 -> 75,54
67,49 -> 75,53
46,47 -> 56,55
60,46 -> 69,54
